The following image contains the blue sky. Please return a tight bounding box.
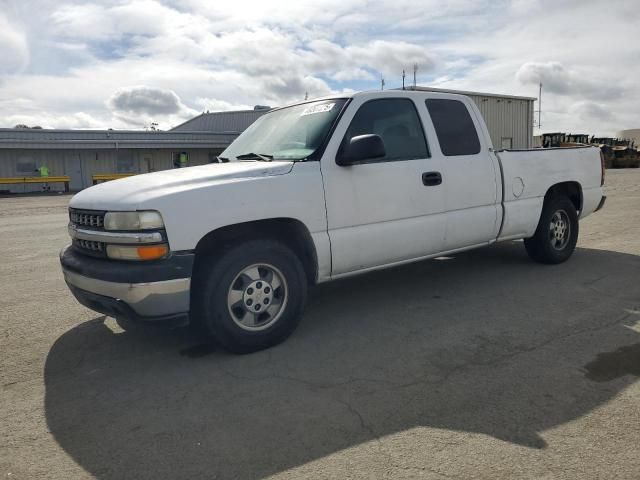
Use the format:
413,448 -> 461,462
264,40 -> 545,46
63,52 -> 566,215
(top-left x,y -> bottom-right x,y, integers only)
0,0 -> 638,135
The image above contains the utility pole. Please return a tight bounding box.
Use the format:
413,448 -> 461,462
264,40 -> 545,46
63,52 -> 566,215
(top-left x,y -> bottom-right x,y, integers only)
402,69 -> 406,90
413,63 -> 418,88
304,91 -> 308,101
381,74 -> 385,90
533,82 -> 543,131
538,82 -> 542,130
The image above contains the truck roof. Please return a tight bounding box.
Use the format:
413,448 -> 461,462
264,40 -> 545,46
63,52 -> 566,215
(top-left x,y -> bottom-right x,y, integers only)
283,88 -> 536,110
276,89 -> 484,112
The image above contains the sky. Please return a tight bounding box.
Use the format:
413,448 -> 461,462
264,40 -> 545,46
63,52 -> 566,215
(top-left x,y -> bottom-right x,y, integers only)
0,0 -> 638,135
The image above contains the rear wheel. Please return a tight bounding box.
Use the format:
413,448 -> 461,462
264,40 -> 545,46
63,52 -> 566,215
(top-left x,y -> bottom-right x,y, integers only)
524,196 -> 579,264
192,239 -> 307,353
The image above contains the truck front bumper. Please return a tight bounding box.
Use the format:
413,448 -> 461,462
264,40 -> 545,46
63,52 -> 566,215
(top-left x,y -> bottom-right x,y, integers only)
60,246 -> 194,326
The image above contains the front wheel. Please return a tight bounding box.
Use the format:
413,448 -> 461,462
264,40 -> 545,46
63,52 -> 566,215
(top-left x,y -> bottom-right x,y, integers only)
524,196 -> 579,264
192,239 -> 308,353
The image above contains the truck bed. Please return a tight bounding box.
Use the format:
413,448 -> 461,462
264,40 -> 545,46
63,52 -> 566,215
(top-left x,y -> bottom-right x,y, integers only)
496,146 -> 603,241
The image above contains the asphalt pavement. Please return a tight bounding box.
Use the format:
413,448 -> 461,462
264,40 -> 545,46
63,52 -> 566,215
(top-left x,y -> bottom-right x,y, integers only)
1,170 -> 639,479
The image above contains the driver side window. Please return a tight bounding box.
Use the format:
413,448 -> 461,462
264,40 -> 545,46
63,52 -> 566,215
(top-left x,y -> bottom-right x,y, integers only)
342,98 -> 429,163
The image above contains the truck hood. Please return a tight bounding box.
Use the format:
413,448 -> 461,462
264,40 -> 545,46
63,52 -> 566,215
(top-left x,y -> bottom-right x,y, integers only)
69,161 -> 294,211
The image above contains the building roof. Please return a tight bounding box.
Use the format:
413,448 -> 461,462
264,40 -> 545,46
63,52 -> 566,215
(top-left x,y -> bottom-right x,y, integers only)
0,128 -> 238,150
171,109 -> 269,133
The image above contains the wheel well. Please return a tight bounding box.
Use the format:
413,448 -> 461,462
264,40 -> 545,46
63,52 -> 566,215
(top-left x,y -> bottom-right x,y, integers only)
545,181 -> 583,214
193,218 -> 318,285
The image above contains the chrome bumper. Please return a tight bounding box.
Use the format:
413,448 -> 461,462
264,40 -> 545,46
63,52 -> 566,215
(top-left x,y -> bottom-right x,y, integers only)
62,268 -> 190,318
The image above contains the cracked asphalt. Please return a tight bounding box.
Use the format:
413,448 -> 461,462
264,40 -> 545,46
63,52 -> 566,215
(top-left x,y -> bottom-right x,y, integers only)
2,169 -> 640,479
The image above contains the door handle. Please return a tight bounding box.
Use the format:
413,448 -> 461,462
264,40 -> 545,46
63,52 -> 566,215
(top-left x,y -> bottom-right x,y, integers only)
422,171 -> 442,186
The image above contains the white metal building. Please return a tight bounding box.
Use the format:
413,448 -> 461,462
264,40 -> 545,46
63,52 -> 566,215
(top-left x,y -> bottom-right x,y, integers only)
0,108 -> 271,194
406,86 -> 536,149
616,129 -> 640,146
0,129 -> 237,193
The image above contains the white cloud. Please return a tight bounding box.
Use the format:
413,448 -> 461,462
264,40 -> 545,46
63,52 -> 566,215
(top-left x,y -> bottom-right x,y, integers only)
50,4 -> 113,40
108,85 -> 193,116
332,68 -> 374,82
0,0 -> 638,135
516,61 -> 620,100
569,101 -> 613,122
194,98 -> 254,112
516,62 -> 571,94
3,111 -> 105,130
427,0 -> 638,135
106,85 -> 198,128
0,13 -> 29,74
51,0 -> 193,40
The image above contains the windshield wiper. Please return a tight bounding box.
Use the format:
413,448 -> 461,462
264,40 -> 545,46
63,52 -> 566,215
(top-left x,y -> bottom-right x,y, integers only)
214,156 -> 229,163
235,152 -> 274,162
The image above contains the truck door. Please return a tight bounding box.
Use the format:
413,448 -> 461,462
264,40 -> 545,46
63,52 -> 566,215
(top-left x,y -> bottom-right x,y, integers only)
423,97 -> 501,251
321,96 -> 446,276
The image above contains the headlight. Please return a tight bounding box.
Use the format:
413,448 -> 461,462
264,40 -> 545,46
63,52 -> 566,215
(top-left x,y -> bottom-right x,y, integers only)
106,244 -> 169,261
104,211 -> 164,231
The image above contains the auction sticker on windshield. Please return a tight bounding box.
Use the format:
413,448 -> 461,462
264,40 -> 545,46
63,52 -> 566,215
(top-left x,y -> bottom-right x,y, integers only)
301,103 -> 335,116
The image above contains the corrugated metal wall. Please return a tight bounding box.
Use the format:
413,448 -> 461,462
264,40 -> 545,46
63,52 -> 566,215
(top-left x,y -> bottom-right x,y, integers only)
0,149 -> 68,193
407,87 -> 535,150
0,148 -> 224,193
467,95 -> 534,149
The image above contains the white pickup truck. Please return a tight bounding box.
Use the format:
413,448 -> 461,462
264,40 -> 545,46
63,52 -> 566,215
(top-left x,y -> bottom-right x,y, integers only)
61,90 -> 606,352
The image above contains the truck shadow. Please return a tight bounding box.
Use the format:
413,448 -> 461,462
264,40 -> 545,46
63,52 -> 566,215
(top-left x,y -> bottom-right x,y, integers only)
44,243 -> 640,479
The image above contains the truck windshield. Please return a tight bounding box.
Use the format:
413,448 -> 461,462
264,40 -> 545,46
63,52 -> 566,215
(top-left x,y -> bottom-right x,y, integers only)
222,99 -> 347,161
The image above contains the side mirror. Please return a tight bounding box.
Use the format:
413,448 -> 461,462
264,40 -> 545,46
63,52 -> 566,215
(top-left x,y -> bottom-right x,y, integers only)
337,134 -> 386,166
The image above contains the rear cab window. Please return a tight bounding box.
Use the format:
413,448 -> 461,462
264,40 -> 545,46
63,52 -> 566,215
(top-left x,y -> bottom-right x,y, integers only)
342,98 -> 429,163
425,99 -> 481,156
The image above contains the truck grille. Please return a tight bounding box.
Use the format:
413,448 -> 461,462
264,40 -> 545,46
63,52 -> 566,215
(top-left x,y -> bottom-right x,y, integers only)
73,239 -> 105,257
69,208 -> 107,257
69,209 -> 105,228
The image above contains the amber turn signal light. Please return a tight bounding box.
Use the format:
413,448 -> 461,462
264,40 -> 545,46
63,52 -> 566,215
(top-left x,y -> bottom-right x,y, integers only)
136,245 -> 169,260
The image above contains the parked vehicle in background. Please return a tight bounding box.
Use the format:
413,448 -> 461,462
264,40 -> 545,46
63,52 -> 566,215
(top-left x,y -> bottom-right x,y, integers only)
60,90 -> 606,353
541,133 -> 639,169
542,133 -> 591,148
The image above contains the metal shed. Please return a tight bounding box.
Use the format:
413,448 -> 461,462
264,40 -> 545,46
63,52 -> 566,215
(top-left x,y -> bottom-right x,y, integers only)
406,86 -> 536,149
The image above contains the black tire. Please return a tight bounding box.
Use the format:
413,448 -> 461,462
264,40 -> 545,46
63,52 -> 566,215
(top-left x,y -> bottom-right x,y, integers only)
524,195 -> 579,264
192,239 -> 307,354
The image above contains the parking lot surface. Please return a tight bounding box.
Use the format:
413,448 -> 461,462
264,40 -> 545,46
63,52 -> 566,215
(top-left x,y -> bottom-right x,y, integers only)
1,170 -> 639,479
